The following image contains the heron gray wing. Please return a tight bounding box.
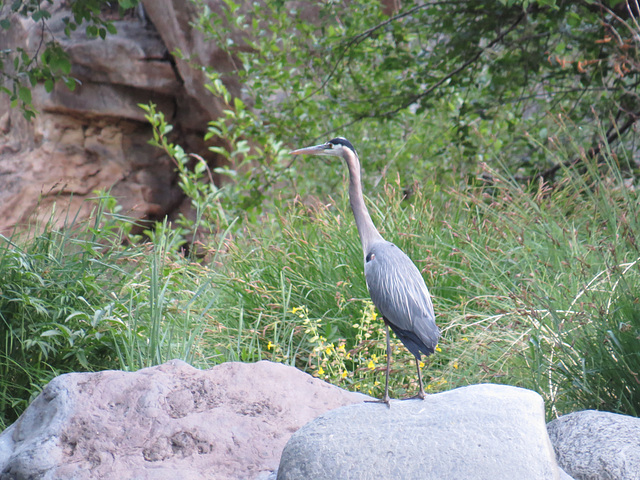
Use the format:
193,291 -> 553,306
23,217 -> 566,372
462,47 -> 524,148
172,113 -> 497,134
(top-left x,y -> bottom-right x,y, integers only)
364,242 -> 440,357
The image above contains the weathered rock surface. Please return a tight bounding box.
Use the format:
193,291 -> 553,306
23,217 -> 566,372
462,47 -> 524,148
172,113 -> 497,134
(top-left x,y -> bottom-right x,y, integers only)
140,0 -> 243,131
277,384 -> 566,480
0,360 -> 369,480
0,112 -> 180,233
0,1 -> 239,234
547,409 -> 640,480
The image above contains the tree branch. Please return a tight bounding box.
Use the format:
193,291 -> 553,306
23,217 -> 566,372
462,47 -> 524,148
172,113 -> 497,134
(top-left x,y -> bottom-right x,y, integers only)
320,10 -> 527,139
301,1 -> 467,105
525,112 -> 640,184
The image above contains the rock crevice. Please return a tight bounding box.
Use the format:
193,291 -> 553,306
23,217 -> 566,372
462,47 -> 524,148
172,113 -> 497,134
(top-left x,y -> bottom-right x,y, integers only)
0,0 -> 241,234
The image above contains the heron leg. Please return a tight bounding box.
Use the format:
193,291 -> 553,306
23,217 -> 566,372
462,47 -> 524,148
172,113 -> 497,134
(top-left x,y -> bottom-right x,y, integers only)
382,323 -> 391,405
400,356 -> 427,401
364,322 -> 391,407
415,356 -> 426,400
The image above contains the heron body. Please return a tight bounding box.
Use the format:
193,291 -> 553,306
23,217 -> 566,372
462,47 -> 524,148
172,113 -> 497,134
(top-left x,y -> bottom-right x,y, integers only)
365,241 -> 439,358
291,137 -> 440,404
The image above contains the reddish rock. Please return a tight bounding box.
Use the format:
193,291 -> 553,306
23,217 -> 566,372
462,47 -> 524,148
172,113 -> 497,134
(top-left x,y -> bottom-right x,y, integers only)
0,0 -> 239,234
0,360 -> 369,479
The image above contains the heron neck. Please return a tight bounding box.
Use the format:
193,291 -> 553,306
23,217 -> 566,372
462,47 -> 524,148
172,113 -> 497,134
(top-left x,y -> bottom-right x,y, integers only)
345,152 -> 384,253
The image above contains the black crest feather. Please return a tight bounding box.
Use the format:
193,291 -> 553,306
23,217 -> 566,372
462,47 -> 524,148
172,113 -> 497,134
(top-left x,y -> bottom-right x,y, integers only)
328,137 -> 357,155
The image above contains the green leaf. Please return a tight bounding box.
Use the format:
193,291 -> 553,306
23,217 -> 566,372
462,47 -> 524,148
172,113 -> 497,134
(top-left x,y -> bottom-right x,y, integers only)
40,330 -> 61,338
52,55 -> 72,75
195,160 -> 207,174
118,0 -> 139,8
18,85 -> 31,105
31,9 -> 52,22
64,77 -> 77,91
209,146 -> 229,157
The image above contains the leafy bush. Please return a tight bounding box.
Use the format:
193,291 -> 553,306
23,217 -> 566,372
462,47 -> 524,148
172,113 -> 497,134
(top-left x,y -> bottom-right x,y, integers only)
0,198 -> 220,428
1,0 -> 140,119
196,0 -> 640,183
0,199 -> 132,426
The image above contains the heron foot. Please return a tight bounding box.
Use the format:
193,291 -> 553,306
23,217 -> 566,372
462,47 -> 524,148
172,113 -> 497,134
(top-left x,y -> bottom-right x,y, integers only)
365,396 -> 391,408
401,391 -> 426,401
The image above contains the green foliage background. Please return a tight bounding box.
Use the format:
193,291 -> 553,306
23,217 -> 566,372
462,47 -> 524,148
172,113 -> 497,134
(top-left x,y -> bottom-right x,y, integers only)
2,0 -> 640,428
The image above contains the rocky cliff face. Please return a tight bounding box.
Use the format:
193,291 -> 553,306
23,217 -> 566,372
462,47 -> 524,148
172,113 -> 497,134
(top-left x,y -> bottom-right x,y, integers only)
0,0 -> 240,235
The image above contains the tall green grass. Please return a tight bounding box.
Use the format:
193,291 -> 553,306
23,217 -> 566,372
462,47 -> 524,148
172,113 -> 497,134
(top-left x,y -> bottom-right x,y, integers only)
2,136 -> 639,426
433,153 -> 640,416
204,149 -> 640,416
0,198 -> 223,428
0,199 -> 131,427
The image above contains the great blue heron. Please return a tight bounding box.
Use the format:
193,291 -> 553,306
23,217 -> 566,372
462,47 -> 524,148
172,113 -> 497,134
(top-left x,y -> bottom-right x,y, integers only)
290,137 -> 440,404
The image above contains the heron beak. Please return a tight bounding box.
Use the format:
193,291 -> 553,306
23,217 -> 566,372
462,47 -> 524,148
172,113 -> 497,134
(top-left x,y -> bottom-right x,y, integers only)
290,143 -> 330,156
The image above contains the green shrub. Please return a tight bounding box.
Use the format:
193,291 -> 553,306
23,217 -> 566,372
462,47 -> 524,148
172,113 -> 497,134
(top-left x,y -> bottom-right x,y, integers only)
0,199 -> 132,426
0,198 -> 219,428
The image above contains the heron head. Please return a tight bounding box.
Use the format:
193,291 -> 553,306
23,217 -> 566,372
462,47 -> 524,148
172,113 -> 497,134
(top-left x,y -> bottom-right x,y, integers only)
290,137 -> 358,158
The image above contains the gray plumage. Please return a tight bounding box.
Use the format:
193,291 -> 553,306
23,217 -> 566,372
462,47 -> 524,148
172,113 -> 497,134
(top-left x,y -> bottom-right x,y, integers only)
290,137 -> 440,404
364,241 -> 439,359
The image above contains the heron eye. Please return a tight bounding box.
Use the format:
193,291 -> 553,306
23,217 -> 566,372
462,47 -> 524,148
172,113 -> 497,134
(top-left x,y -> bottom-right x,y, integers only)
366,252 -> 375,263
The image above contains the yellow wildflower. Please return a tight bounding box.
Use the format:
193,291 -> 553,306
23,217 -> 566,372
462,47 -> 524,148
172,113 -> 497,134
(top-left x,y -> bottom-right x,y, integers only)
318,366 -> 325,375
290,306 -> 307,318
267,341 -> 273,350
367,360 -> 375,370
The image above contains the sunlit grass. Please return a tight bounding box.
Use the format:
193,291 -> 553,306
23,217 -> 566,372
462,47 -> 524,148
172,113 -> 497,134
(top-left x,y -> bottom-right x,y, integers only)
2,132 -> 639,428
203,147 -> 640,418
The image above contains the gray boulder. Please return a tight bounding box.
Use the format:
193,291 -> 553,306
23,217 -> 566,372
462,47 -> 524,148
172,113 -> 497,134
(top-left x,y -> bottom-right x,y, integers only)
547,409 -> 640,480
0,360 -> 368,480
277,384 -> 566,480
